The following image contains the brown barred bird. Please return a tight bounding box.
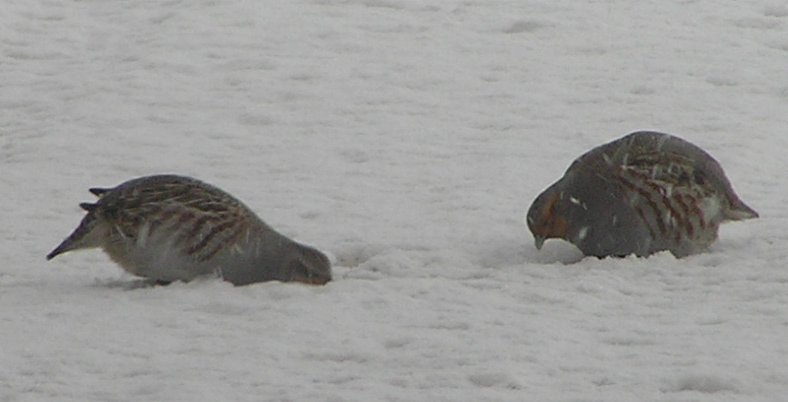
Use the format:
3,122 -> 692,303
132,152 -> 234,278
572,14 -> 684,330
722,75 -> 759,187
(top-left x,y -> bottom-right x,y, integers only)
526,131 -> 758,258
47,175 -> 331,285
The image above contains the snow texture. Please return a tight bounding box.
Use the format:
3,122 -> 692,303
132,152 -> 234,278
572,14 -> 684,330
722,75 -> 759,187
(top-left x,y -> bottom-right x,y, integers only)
2,0 -> 787,401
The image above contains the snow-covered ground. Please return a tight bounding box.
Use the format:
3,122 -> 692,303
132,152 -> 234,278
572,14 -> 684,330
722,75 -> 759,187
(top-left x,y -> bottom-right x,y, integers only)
2,0 -> 787,400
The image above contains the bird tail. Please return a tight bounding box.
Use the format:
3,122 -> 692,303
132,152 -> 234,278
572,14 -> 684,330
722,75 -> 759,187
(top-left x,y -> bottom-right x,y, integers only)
724,198 -> 759,221
46,203 -> 107,260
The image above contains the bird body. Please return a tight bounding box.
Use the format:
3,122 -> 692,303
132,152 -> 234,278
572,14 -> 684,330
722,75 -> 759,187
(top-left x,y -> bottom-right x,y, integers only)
527,131 -> 758,258
47,175 -> 331,285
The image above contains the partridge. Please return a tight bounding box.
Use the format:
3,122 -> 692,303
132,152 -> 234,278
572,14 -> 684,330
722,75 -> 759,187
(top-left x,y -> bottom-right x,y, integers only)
47,175 -> 331,285
526,131 -> 758,258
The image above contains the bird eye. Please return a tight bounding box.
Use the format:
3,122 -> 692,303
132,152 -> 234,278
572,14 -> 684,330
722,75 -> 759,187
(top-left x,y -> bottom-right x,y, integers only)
693,171 -> 705,185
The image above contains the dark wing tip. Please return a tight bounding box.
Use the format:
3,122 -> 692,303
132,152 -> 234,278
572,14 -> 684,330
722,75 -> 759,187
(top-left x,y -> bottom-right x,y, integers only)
89,187 -> 110,196
79,202 -> 98,212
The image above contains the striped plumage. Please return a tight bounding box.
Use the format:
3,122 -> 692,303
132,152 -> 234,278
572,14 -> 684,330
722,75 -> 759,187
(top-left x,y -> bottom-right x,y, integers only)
47,175 -> 331,285
526,131 -> 758,258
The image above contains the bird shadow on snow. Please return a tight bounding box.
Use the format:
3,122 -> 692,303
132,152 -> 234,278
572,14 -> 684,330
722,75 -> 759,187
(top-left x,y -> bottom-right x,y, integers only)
517,240 -> 586,265
88,276 -> 231,291
89,277 -> 176,290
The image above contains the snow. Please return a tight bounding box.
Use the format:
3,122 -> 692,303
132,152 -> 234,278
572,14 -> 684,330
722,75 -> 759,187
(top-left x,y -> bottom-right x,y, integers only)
2,0 -> 787,401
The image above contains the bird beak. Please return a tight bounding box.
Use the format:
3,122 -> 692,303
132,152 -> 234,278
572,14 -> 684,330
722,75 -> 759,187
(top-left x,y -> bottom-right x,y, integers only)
534,236 -> 545,250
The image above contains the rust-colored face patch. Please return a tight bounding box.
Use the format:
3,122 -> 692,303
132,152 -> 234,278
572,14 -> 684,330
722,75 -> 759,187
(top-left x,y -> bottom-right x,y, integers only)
549,214 -> 569,239
529,192 -> 569,240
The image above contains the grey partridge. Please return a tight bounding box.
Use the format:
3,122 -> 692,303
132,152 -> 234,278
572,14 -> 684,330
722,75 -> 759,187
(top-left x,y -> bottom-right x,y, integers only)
526,131 -> 758,258
47,175 -> 331,285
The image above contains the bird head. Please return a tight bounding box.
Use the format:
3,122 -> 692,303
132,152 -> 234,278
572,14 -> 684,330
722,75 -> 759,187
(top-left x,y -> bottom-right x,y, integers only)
288,243 -> 332,285
526,182 -> 570,250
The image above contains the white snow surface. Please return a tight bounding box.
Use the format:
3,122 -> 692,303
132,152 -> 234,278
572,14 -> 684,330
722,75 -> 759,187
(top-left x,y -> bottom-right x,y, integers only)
2,0 -> 787,401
